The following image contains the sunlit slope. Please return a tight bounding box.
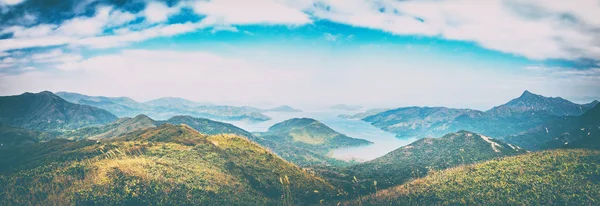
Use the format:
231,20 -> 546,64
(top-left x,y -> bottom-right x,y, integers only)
353,149 -> 600,205
0,124 -> 337,205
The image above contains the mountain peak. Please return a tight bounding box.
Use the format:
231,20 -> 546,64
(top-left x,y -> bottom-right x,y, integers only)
519,90 -> 540,99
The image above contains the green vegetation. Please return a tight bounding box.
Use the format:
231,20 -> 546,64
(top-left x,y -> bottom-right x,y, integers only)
355,149 -> 600,205
364,91 -> 598,139
56,92 -> 272,122
0,124 -> 337,205
0,91 -> 117,131
254,118 -> 372,167
323,131 -> 525,194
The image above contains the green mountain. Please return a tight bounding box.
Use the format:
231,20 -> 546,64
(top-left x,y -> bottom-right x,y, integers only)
338,108 -> 390,120
254,118 -> 372,167
363,91 -> 598,139
354,149 -> 600,205
0,124 -> 337,205
487,90 -> 598,117
265,105 -> 302,112
0,123 -> 41,147
59,114 -> 158,140
164,115 -> 254,137
57,92 -> 271,122
502,104 -> 600,150
345,130 -> 525,190
0,92 -> 117,131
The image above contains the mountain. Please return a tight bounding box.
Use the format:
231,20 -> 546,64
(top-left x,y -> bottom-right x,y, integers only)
265,105 -> 302,112
254,118 -> 372,166
486,90 -> 598,117
330,104 -> 364,111
145,97 -> 211,108
0,124 -> 337,205
344,130 -> 525,190
57,92 -> 271,122
164,115 -> 254,137
338,108 -> 390,119
0,123 -> 41,147
501,103 -> 600,150
354,149 -> 600,205
59,114 -> 158,140
363,107 -> 484,138
56,91 -> 151,117
363,91 -> 598,139
0,91 -> 118,131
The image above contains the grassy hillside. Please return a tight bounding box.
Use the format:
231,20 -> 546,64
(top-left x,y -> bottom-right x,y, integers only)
0,124 -> 337,205
255,118 -> 371,166
354,149 -> 600,205
314,130 -> 526,197
0,92 -> 117,131
347,131 -> 525,190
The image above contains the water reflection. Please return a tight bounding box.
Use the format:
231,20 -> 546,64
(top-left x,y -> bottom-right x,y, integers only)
223,111 -> 417,162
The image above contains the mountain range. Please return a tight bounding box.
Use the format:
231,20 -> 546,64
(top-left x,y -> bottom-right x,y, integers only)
0,91 -> 117,131
56,91 -> 272,122
360,91 -> 599,140
1,90 -> 599,205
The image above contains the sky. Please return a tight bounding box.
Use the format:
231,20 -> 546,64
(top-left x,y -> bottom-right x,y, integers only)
0,0 -> 599,110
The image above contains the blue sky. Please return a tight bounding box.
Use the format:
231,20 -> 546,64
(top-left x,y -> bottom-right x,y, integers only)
0,0 -> 599,110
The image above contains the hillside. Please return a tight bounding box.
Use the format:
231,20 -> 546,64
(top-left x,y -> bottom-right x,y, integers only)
363,107 -> 484,137
0,92 -> 117,131
59,114 -> 158,140
164,115 -> 254,137
502,104 -> 600,150
338,108 -> 389,120
57,92 -> 271,122
487,90 -> 598,117
363,91 -> 598,139
354,149 -> 600,205
0,124 -> 337,205
254,118 -> 371,166
345,130 -> 525,190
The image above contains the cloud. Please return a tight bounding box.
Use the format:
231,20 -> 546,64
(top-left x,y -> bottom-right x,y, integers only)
0,0 -> 25,6
323,33 -> 340,42
143,1 -> 181,23
288,0 -> 600,61
193,0 -> 312,26
0,49 -> 309,104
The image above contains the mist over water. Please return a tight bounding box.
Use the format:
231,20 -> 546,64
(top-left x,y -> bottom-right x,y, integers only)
224,111 -> 417,162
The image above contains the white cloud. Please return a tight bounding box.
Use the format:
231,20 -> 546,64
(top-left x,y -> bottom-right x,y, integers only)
193,0 -> 312,26
75,22 -> 202,49
143,1 -> 181,23
288,0 -> 600,60
323,33 -> 340,42
0,0 -> 25,6
0,49 -> 309,104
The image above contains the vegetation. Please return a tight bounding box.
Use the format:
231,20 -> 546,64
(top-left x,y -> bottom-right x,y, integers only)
254,118 -> 371,167
0,91 -> 117,131
354,149 -> 600,205
0,124 -> 338,205
363,91 -> 598,140
323,131 -> 525,195
57,92 -> 272,122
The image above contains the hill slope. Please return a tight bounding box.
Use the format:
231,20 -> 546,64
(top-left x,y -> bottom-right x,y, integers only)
363,91 -> 598,139
355,149 -> 600,205
59,114 -> 158,140
255,118 -> 372,166
0,92 -> 117,131
502,104 -> 600,150
345,130 -> 525,190
0,124 -> 337,205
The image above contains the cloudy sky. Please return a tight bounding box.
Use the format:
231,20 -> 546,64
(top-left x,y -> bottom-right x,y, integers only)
0,0 -> 599,110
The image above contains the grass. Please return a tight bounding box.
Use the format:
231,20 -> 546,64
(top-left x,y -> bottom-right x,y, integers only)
353,149 -> 600,205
